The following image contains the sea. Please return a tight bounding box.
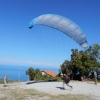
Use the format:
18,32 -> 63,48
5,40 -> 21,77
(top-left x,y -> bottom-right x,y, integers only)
0,64 -> 59,81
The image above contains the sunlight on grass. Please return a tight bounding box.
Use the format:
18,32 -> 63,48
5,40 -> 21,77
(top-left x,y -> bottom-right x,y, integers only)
49,94 -> 94,100
0,88 -> 94,100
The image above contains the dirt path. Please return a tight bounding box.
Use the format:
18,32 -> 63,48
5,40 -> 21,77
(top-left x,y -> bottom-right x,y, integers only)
24,81 -> 100,96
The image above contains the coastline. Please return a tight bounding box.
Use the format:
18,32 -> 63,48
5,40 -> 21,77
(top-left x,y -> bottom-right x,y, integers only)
0,64 -> 59,81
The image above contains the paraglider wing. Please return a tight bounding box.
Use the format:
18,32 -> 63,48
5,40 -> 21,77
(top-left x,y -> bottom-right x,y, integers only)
28,14 -> 88,48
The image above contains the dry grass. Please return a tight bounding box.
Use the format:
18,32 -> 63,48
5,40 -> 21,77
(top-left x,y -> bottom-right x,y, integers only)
0,88 -> 50,100
49,94 -> 94,100
0,88 -> 94,100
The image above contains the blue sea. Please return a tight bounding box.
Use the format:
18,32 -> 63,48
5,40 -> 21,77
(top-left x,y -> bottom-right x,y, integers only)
0,64 -> 59,81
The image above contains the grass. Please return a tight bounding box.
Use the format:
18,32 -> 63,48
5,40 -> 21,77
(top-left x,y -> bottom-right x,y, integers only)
0,88 -> 50,100
0,88 -> 94,100
49,94 -> 94,100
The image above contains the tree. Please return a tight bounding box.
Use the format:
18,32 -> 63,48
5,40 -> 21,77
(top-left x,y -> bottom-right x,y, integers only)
26,67 -> 35,80
34,68 -> 42,80
86,44 -> 100,69
61,60 -> 72,75
70,49 -> 98,77
86,44 -> 100,62
60,44 -> 100,80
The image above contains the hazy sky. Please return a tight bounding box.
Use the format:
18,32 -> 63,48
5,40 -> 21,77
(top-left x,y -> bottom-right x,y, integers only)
0,0 -> 100,68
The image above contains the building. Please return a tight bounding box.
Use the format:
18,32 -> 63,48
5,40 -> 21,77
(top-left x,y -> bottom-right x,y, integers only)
42,70 -> 57,77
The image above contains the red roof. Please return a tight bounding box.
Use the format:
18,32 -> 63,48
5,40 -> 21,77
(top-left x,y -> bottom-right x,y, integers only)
42,70 -> 57,77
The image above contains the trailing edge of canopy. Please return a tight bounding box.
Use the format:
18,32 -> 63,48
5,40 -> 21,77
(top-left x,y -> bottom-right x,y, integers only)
28,14 -> 88,48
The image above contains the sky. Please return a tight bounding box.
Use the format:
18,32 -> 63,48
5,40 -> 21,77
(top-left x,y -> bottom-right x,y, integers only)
0,0 -> 100,69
